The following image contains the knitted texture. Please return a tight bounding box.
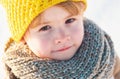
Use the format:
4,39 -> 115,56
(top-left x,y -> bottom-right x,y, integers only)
3,19 -> 115,79
0,0 -> 86,42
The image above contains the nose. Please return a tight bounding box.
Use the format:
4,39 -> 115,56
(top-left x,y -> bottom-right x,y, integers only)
55,28 -> 71,44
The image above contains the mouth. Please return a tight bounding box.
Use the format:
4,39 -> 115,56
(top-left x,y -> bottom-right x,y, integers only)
52,46 -> 72,53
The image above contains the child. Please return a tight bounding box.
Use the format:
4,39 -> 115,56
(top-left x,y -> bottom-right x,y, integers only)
0,0 -> 120,79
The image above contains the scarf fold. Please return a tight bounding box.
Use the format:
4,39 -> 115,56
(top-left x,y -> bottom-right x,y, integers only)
3,18 -> 115,79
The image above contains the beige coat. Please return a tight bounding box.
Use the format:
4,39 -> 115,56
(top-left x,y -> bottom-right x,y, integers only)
114,55 -> 120,79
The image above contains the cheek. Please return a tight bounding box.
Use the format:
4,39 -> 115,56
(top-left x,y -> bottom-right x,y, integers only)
39,38 -> 50,51
26,35 -> 53,57
70,24 -> 84,46
35,37 -> 51,52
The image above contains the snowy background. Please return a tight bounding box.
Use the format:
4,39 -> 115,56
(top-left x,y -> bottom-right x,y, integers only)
0,0 -> 120,78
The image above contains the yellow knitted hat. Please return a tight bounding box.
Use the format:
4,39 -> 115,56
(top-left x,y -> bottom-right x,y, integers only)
0,0 -> 87,42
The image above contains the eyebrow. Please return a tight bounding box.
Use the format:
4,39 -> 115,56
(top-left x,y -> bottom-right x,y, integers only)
40,14 -> 73,25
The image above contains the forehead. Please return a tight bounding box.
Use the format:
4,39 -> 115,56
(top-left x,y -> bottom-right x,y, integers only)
40,6 -> 71,23
30,3 -> 79,28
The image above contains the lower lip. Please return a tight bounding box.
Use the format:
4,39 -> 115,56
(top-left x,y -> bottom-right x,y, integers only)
53,46 -> 72,52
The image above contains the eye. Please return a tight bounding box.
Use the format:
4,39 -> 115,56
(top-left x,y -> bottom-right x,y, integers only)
39,25 -> 51,32
65,18 -> 76,24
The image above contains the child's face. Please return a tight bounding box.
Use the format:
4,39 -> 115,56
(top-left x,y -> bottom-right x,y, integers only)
24,6 -> 84,60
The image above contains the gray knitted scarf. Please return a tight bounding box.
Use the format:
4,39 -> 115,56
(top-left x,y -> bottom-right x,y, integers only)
3,18 -> 115,79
